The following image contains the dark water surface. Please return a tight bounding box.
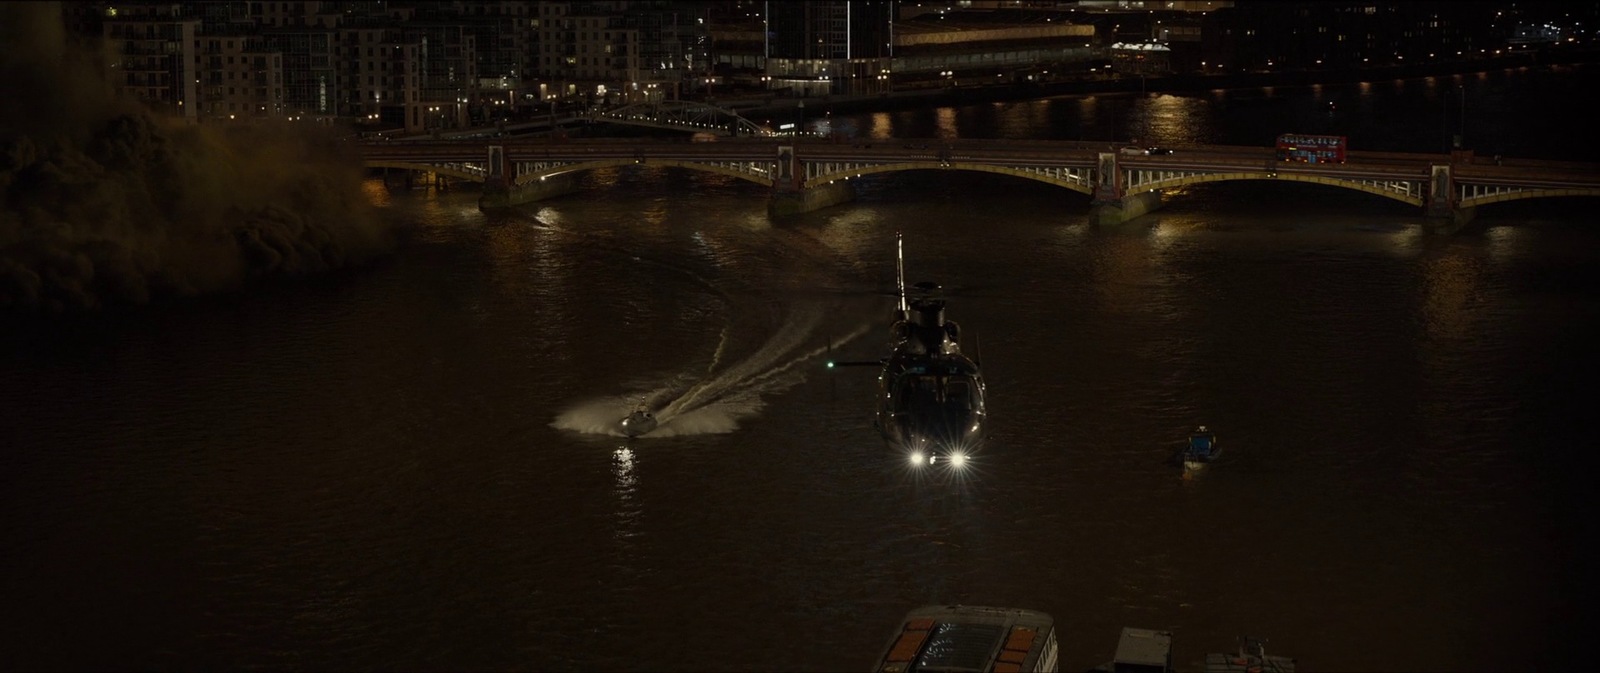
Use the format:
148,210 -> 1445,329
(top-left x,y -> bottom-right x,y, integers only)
4,65 -> 1597,672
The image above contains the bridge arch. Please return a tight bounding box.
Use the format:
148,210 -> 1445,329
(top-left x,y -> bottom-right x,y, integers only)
1124,171 -> 1427,207
1459,187 -> 1600,209
805,162 -> 1096,196
511,158 -> 775,188
365,160 -> 488,182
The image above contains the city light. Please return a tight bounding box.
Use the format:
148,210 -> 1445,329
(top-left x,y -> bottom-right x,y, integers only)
78,2 -> 1584,134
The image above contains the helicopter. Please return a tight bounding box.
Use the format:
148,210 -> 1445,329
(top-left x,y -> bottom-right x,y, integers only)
829,232 -> 987,469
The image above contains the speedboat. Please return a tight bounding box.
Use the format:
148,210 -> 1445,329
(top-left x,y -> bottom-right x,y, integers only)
1182,425 -> 1220,469
619,407 -> 657,437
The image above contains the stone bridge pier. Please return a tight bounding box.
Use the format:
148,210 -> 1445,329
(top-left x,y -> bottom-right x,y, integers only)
1089,152 -> 1166,224
1425,163 -> 1476,233
479,174 -> 579,210
767,145 -> 854,217
478,144 -> 580,210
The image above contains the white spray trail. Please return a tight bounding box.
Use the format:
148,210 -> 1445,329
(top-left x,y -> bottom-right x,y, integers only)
660,303 -> 825,416
737,322 -> 873,397
704,323 -> 733,378
553,302 -> 872,438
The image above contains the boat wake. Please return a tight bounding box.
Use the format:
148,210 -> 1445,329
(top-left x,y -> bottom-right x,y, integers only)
552,302 -> 870,438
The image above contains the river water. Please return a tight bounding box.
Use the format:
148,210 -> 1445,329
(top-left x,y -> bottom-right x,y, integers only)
3,65 -> 1596,672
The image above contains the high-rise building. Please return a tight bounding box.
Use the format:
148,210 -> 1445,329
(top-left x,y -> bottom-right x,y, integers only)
263,27 -> 340,120
195,33 -> 286,121
444,2 -> 537,116
101,4 -> 202,122
1202,1 -> 1506,72
707,0 -> 765,88
626,1 -> 712,97
534,2 -> 636,104
530,1 -> 712,105
764,0 -> 895,95
389,20 -> 478,128
338,24 -> 425,132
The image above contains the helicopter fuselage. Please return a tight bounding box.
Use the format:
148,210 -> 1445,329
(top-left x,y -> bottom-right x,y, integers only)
873,300 -> 986,460
875,352 -> 986,455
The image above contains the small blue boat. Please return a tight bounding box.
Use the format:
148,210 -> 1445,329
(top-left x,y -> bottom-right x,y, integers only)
1182,426 -> 1220,468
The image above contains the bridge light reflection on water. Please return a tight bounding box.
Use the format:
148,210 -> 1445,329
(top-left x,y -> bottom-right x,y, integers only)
865,111 -> 894,140
1420,238 -> 1491,346
936,108 -> 957,139
1141,94 -> 1206,145
1382,222 -> 1429,257
1484,224 -> 1528,264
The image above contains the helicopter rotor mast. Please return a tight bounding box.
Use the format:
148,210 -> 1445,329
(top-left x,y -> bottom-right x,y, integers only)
896,231 -> 908,316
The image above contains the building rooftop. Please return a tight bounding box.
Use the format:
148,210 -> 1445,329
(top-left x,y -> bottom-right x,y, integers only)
1110,42 -> 1171,51
896,9 -> 1087,33
1113,627 -> 1173,671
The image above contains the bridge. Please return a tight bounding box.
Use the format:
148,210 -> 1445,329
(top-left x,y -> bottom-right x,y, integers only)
356,137 -> 1600,226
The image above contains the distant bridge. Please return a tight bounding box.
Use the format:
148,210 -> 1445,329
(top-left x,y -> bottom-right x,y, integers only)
356,137 -> 1600,224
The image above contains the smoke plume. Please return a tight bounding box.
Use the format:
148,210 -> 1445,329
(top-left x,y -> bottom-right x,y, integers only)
1,3 -> 396,315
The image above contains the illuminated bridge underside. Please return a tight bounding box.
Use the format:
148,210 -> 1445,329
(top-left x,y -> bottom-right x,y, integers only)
510,158 -> 776,186
805,160 -> 1097,194
356,147 -> 1600,216
1457,183 -> 1600,208
1125,169 -> 1428,206
597,101 -> 769,136
367,160 -> 488,181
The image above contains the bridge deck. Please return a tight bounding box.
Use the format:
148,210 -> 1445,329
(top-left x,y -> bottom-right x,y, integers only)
356,137 -> 1600,213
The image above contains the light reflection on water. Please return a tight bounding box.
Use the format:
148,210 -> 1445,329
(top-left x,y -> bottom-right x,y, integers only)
612,446 -> 641,542
821,62 -> 1597,161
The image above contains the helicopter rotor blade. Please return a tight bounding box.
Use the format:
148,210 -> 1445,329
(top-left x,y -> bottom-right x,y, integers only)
785,281 -> 1003,300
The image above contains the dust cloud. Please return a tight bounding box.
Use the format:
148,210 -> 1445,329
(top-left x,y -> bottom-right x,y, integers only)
1,3 -> 396,315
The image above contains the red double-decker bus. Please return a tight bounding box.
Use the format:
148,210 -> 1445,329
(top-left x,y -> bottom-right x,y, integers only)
1276,133 -> 1347,163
